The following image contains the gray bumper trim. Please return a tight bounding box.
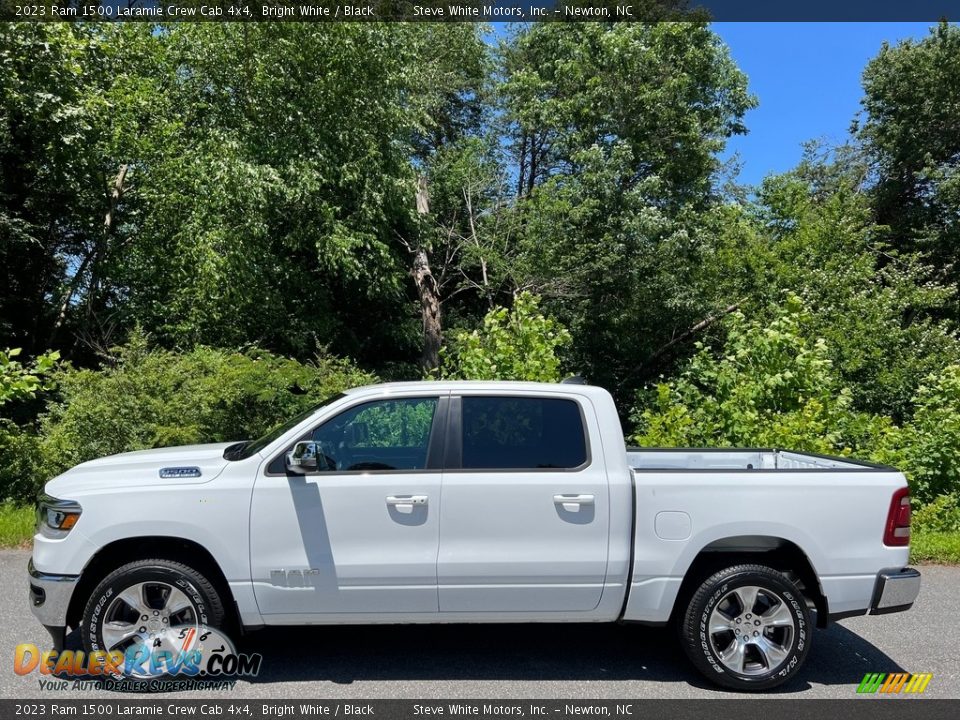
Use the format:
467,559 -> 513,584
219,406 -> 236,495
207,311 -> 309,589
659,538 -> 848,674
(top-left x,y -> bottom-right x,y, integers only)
28,558 -> 80,629
870,567 -> 921,615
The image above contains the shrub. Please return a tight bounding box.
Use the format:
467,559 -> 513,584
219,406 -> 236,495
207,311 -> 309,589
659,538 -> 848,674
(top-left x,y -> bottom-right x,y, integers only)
0,348 -> 60,503
888,365 -> 960,503
629,295 -> 960,506
912,495 -> 960,533
631,294 -> 891,455
38,334 -> 376,479
0,348 -> 59,407
0,421 -> 43,504
439,292 -> 571,382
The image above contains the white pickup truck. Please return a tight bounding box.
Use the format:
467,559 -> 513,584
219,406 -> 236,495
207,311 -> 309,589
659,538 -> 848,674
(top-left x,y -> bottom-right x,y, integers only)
29,380 -> 920,690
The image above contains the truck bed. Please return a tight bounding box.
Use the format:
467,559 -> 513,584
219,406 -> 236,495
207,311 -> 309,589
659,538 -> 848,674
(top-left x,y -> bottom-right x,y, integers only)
626,448 -> 889,472
620,446 -> 907,625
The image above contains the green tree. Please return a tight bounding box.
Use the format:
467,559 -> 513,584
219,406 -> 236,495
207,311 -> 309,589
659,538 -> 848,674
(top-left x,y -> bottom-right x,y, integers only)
0,347 -> 58,503
857,22 -> 960,272
631,297 -> 960,503
496,22 -> 755,399
439,292 -> 571,382
99,24 -> 491,372
393,24 -> 492,371
1,24 -> 492,372
104,25 -> 423,362
0,24 -> 116,353
704,155 -> 959,421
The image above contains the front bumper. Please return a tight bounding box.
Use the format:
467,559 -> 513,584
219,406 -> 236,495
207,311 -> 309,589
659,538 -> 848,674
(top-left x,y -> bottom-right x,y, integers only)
28,558 -> 80,649
870,566 -> 921,615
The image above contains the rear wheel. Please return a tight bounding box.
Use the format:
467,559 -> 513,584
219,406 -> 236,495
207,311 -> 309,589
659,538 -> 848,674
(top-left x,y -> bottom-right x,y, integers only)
680,564 -> 811,691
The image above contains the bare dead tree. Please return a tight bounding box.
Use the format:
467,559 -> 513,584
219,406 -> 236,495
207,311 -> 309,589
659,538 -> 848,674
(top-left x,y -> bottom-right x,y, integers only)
409,175 -> 443,373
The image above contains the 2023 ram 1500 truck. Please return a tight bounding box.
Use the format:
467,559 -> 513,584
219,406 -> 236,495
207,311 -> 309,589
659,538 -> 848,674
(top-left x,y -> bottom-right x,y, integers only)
29,380 -> 920,690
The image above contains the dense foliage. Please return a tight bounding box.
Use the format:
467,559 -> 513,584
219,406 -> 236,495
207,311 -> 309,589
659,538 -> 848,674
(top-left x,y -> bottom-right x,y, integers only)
0,349 -> 59,407
705,163 -> 958,421
498,23 -> 754,398
0,335 -> 374,503
0,348 -> 59,502
2,22 -> 960,511
632,295 -> 882,454
40,336 -> 375,478
888,366 -> 960,503
634,295 -> 960,504
857,23 -> 960,273
439,292 -> 571,382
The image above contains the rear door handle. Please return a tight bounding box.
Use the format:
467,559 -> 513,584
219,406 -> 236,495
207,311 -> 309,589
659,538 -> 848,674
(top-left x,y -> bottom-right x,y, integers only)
554,494 -> 594,511
386,495 -> 428,513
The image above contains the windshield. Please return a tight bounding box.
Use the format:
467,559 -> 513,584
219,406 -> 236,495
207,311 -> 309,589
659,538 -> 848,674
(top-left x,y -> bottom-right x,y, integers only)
224,393 -> 346,461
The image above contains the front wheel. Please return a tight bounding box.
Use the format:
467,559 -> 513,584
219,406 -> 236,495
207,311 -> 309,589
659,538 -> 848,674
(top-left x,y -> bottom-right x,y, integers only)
81,558 -> 226,678
680,564 -> 811,691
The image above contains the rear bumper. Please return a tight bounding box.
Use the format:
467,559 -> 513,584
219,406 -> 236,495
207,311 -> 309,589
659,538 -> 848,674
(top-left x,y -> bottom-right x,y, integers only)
28,558 -> 80,649
870,567 -> 921,615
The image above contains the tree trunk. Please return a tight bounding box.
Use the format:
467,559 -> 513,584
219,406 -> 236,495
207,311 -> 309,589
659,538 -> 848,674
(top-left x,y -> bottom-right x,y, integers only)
413,246 -> 442,372
104,164 -> 128,234
464,187 -> 494,309
517,132 -> 529,197
527,134 -> 538,197
412,175 -> 442,372
49,164 -> 128,343
85,163 -> 128,318
48,252 -> 93,345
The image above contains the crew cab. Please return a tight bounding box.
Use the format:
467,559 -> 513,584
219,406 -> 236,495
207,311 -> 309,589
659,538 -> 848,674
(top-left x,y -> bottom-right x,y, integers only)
29,380 -> 920,690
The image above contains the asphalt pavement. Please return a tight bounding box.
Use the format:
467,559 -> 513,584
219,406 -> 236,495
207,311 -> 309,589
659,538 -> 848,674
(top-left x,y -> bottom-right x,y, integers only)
1,549 -> 957,699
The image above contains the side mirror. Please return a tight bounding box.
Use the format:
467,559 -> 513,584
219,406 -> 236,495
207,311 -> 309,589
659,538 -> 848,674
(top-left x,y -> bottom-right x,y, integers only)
286,441 -> 319,471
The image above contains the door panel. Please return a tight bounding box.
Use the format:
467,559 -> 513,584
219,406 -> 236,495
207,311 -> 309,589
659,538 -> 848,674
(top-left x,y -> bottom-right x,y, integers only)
438,395 -> 610,613
250,396 -> 444,618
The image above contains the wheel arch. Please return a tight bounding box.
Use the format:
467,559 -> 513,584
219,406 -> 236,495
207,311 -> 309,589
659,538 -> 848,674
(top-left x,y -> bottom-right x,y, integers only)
670,535 -> 829,628
66,536 -> 239,634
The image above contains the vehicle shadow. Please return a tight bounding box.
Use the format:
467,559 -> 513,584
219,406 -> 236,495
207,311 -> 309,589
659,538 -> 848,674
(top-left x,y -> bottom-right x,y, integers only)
233,619 -> 904,693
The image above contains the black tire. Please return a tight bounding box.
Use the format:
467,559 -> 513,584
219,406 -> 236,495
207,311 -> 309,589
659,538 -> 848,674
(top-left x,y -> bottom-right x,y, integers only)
680,564 -> 811,691
81,558 -> 226,670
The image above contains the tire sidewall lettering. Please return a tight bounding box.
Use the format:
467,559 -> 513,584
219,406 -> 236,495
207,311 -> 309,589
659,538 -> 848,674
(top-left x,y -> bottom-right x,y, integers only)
87,570 -> 207,656
688,570 -> 810,689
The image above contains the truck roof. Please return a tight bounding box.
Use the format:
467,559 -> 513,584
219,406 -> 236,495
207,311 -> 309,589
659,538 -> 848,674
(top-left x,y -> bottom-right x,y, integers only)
343,379 -> 609,398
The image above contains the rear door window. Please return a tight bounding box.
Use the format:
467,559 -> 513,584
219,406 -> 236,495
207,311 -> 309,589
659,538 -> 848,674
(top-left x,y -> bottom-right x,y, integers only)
461,396 -> 588,470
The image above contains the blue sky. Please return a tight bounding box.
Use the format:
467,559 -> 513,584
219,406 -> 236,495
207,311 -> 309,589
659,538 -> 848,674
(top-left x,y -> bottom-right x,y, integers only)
713,22 -> 937,186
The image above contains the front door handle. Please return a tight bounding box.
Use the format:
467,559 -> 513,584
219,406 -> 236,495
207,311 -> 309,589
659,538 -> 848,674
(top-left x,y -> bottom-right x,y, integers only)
554,494 -> 594,511
386,495 -> 428,513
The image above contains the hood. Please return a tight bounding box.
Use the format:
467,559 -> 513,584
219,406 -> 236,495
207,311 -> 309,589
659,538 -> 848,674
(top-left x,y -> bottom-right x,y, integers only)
45,442 -> 239,497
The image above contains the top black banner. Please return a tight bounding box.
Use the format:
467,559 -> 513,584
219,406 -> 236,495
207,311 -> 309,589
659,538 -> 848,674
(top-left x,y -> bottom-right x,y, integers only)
0,0 -> 958,23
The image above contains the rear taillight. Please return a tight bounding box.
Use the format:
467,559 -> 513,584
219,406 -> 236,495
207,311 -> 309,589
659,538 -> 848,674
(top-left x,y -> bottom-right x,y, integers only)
884,487 -> 911,547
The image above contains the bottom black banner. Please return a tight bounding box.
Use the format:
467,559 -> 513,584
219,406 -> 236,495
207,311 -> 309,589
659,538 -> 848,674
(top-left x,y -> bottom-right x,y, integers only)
1,700 -> 959,720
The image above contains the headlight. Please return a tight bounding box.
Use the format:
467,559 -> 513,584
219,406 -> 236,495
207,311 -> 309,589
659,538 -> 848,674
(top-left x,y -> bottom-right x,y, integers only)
36,494 -> 82,539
